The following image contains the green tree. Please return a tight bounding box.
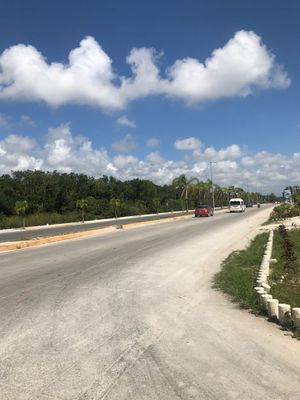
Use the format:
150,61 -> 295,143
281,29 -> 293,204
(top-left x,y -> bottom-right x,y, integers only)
110,198 -> 121,219
15,200 -> 29,228
173,175 -> 199,212
76,199 -> 88,222
152,198 -> 161,214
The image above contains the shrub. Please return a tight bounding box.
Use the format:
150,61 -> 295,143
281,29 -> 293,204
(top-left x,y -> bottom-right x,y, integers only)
269,204 -> 300,221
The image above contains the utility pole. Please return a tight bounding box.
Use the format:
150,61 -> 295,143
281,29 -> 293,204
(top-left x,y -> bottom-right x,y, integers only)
209,161 -> 216,209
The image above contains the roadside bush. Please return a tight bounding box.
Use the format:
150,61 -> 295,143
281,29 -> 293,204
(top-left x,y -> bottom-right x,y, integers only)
269,227 -> 300,308
0,212 -> 82,229
269,204 -> 300,221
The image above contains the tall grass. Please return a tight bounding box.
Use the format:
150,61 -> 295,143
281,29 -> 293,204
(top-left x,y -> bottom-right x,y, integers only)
269,228 -> 300,308
0,212 -> 82,229
213,233 -> 269,311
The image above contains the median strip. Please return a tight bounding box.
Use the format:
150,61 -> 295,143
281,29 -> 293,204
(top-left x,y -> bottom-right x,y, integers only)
0,213 -> 194,252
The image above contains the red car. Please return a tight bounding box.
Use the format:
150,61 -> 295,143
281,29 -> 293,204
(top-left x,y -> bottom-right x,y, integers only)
194,205 -> 214,217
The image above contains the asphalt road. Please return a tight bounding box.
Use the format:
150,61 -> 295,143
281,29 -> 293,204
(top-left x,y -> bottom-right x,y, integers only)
0,211 -> 194,243
1,205 -> 300,400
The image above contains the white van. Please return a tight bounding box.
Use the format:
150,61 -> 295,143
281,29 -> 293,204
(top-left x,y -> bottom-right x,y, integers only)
229,198 -> 246,213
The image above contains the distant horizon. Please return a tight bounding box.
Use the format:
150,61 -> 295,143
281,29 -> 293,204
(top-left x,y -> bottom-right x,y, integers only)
1,168 -> 282,196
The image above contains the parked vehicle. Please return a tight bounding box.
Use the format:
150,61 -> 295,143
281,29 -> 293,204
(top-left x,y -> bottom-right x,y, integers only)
229,198 -> 246,213
194,205 -> 214,217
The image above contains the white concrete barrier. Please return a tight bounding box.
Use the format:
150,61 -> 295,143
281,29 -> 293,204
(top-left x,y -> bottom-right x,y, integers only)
254,229 -> 300,333
255,287 -> 265,294
278,304 -> 291,324
260,294 -> 272,309
267,299 -> 279,319
292,308 -> 300,322
262,283 -> 271,293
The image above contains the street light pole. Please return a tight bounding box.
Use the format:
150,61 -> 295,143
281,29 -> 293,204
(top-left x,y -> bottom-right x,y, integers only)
209,161 -> 216,209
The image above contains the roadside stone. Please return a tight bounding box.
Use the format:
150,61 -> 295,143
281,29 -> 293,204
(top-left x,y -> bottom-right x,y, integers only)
292,308 -> 300,321
260,294 -> 272,309
267,299 -> 279,319
278,304 -> 291,325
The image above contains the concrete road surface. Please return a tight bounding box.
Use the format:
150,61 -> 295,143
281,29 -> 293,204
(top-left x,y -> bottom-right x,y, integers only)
0,211 -> 194,243
1,206 -> 300,400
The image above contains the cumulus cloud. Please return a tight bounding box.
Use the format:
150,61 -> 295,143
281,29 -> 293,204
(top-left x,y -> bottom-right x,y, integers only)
119,47 -> 164,102
166,31 -> 290,103
0,124 -> 296,194
0,37 -> 122,109
0,31 -> 290,110
146,137 -> 160,148
40,124 -> 113,174
174,137 -> 202,150
111,133 -> 138,153
203,144 -> 243,161
116,115 -> 136,128
0,134 -> 41,171
146,151 -> 165,164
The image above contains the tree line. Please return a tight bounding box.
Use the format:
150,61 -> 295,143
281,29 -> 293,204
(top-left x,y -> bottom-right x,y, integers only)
0,170 -> 277,228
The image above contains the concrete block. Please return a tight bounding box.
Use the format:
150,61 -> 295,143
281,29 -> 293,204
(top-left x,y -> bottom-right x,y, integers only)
262,283 -> 271,293
267,299 -> 279,319
292,308 -> 300,321
278,304 -> 291,324
255,286 -> 265,293
256,278 -> 266,285
260,294 -> 272,309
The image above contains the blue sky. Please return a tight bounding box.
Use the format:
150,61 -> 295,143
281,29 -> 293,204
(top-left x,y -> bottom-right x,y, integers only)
0,0 -> 299,194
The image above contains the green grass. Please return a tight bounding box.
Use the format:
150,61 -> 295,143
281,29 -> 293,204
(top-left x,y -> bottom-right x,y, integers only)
269,229 -> 300,308
214,228 -> 300,339
213,233 -> 269,312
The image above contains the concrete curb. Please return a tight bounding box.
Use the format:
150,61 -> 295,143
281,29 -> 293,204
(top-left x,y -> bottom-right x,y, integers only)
255,229 -> 300,333
0,211 -> 205,253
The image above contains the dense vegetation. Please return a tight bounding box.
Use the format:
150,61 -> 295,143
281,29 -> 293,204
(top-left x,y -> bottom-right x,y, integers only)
269,202 -> 300,221
270,226 -> 300,308
0,170 -> 274,229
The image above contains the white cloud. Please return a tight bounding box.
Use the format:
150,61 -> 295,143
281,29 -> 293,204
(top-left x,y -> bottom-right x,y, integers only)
0,134 -> 41,171
0,31 -> 290,110
166,30 -> 290,103
0,37 -> 122,109
119,47 -> 164,102
1,134 -> 36,153
111,133 -> 138,153
146,151 -> 165,164
175,137 -> 202,150
116,115 -> 136,128
203,144 -> 243,161
113,154 -> 138,168
146,137 -> 160,148
0,124 -> 296,194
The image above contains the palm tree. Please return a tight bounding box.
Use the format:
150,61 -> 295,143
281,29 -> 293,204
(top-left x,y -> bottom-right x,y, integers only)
173,175 -> 199,213
15,200 -> 29,229
76,199 -> 88,223
193,181 -> 210,205
110,198 -> 121,219
212,183 -> 223,207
